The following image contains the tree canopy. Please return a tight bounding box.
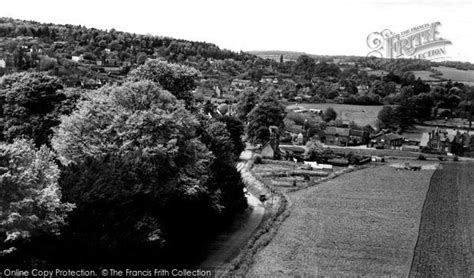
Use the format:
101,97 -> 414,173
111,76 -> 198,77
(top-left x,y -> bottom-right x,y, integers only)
127,59 -> 200,107
0,139 -> 74,256
51,79 -> 246,264
247,93 -> 286,144
0,72 -> 65,146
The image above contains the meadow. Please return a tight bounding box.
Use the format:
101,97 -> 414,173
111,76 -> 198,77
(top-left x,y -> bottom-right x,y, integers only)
413,66 -> 474,85
434,66 -> 474,82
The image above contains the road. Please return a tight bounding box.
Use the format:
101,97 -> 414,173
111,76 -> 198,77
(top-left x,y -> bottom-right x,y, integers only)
409,162 -> 474,277
199,158 -> 264,271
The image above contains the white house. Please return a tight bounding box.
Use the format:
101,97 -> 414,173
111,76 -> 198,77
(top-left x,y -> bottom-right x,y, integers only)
71,55 -> 83,62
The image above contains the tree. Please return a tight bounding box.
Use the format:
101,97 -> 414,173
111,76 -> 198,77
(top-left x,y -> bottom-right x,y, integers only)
377,106 -> 397,130
0,139 -> 74,256
314,62 -> 341,78
413,78 -> 430,95
51,80 -> 245,264
235,88 -> 258,122
377,105 -> 412,132
218,115 -> 245,157
410,93 -> 434,119
293,55 -> 316,80
0,72 -> 65,147
127,59 -> 200,107
247,93 -> 286,144
401,71 -> 416,86
460,86 -> 474,131
322,107 -> 337,122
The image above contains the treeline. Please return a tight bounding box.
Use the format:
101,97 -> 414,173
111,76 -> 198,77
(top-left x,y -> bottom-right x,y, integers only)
356,56 -> 432,74
0,60 -> 247,267
0,17 -> 249,62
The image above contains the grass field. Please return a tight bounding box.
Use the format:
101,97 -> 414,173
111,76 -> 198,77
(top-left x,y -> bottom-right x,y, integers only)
248,162 -> 435,277
287,103 -> 383,127
413,66 -> 474,84
409,162 -> 474,277
412,70 -> 443,82
434,66 -> 474,82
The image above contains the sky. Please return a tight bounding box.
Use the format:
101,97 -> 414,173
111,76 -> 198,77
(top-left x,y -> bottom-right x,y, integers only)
2,0 -> 473,62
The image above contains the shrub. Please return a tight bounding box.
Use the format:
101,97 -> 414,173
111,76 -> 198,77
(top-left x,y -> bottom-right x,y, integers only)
254,154 -> 263,164
418,154 -> 427,160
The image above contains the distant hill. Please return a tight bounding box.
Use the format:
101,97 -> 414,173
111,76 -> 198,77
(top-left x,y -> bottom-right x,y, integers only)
247,50 -> 308,62
248,50 -> 366,63
0,17 -> 257,86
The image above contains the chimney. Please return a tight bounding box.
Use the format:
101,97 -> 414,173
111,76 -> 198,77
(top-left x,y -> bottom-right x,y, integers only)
269,126 -> 280,159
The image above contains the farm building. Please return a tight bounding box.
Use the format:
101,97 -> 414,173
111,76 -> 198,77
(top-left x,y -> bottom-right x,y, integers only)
324,127 -> 350,146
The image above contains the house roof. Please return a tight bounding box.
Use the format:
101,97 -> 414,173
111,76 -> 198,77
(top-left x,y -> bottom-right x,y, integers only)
370,131 -> 384,139
420,133 -> 430,147
383,133 -> 403,141
286,125 -> 305,134
325,127 -> 350,137
350,129 -> 365,137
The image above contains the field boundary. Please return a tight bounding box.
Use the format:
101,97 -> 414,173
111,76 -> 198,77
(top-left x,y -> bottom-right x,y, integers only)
408,166 -> 438,277
286,163 -> 375,193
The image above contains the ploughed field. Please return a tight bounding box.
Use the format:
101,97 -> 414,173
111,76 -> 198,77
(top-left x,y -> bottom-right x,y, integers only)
248,162 -> 435,277
410,162 -> 474,277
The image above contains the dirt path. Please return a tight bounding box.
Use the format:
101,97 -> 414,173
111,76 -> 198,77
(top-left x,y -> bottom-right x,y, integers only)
409,162 -> 474,277
248,164 -> 434,277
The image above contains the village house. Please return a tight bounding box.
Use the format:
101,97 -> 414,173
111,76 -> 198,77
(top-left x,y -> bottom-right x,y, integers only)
356,85 -> 369,95
349,129 -> 368,145
324,127 -> 350,146
419,128 -> 454,153
71,55 -> 84,62
230,79 -> 252,93
260,126 -> 281,159
285,125 -> 306,145
369,132 -> 404,149
420,128 -> 474,156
